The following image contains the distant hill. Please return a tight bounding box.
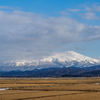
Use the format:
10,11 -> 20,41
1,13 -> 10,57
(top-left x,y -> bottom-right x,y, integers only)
1,66 -> 100,77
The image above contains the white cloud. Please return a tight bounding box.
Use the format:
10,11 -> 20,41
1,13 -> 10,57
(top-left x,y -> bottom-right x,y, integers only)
85,5 -> 100,12
81,25 -> 100,41
93,5 -> 100,12
0,9 -> 100,61
67,4 -> 100,20
79,12 -> 98,20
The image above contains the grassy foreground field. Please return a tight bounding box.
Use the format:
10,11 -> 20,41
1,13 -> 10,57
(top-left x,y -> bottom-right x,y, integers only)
0,77 -> 100,100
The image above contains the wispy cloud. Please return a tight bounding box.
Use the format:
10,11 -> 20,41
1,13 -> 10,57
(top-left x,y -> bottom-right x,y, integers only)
79,12 -> 98,20
60,11 -> 70,15
0,6 -> 20,10
84,4 -> 100,12
68,9 -> 81,12
66,3 -> 100,20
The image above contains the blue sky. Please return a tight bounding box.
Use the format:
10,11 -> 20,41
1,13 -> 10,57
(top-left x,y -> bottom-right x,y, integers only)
0,0 -> 100,62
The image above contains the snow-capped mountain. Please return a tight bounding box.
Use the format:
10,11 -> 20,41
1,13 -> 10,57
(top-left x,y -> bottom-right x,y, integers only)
39,51 -> 100,68
0,51 -> 100,71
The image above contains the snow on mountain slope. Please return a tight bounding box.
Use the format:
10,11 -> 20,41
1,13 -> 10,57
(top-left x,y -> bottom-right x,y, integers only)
0,51 -> 100,71
3,60 -> 39,66
40,51 -> 100,67
41,51 -> 99,63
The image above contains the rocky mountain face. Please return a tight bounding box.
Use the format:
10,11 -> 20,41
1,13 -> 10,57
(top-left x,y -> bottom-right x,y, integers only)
0,51 -> 100,71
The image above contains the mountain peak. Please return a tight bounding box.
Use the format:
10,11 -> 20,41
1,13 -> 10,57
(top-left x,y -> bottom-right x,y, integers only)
41,51 -> 90,62
0,51 -> 100,71
40,51 -> 100,67
65,50 -> 76,53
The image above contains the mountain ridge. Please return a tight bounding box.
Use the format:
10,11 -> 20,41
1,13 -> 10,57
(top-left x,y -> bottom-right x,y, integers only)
0,51 -> 100,71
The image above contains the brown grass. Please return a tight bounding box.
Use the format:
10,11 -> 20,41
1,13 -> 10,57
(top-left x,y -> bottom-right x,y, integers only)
0,77 -> 100,100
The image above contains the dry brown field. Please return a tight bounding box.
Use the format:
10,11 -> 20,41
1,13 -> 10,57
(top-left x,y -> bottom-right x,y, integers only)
0,77 -> 100,100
